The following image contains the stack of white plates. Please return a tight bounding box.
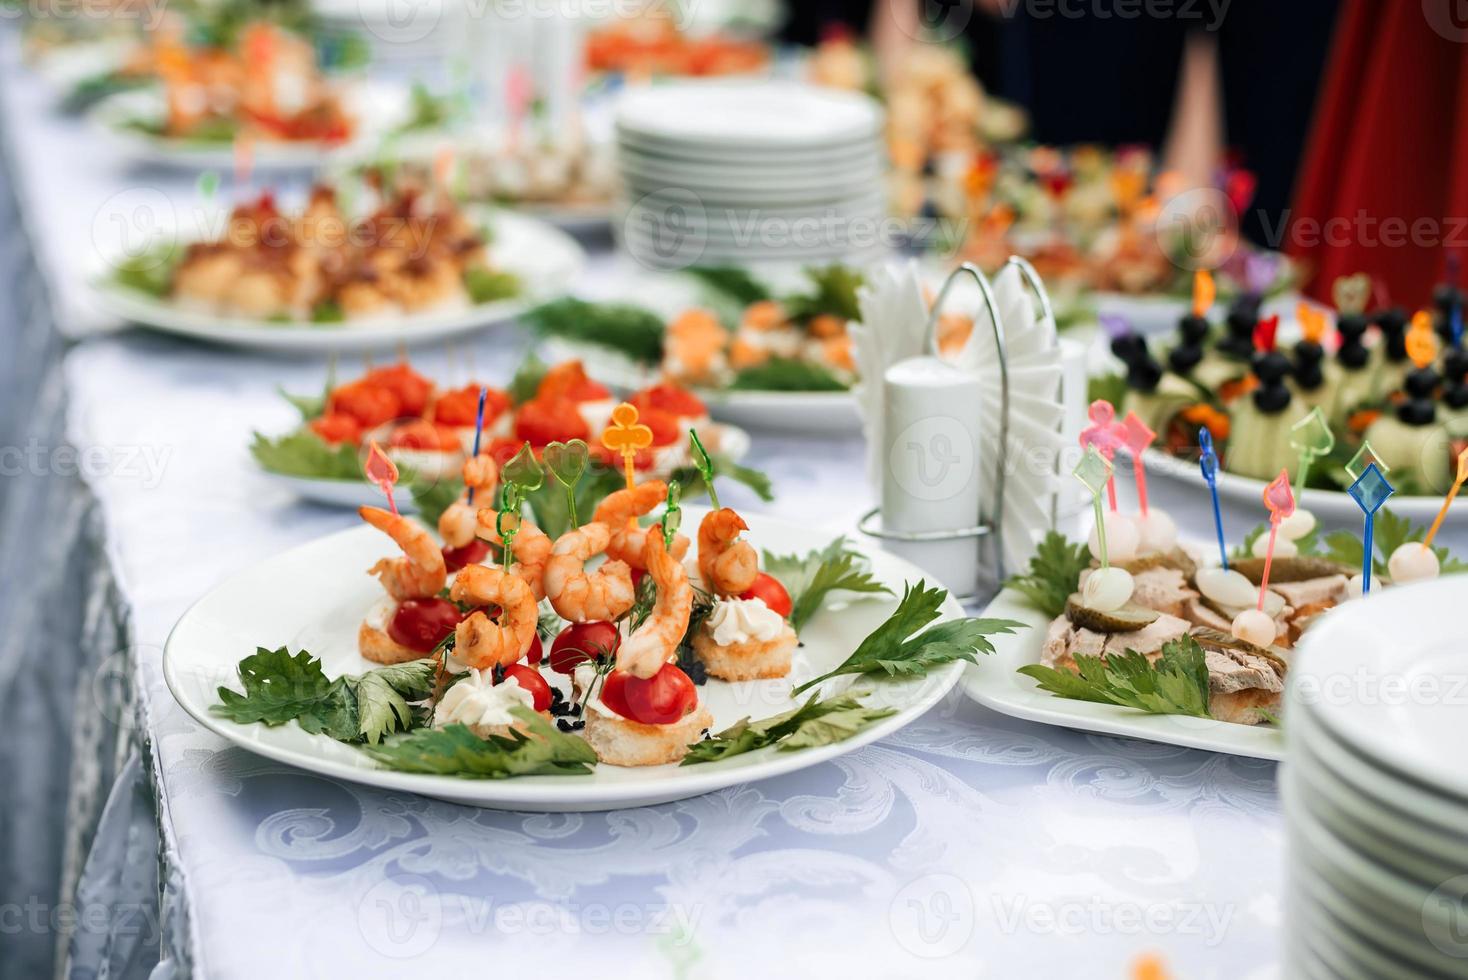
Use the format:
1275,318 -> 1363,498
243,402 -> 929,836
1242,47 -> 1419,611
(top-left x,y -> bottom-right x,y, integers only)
1283,576 -> 1468,978
613,81 -> 888,268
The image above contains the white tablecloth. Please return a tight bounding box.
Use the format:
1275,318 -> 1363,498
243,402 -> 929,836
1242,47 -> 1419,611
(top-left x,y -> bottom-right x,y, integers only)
3,31 -> 1285,980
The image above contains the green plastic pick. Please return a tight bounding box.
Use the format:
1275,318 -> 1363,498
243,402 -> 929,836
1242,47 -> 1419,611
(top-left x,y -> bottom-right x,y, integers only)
544,439 -> 589,528
1074,446 -> 1114,569
1346,441 -> 1391,483
197,170 -> 219,201
502,441 -> 545,494
663,481 -> 682,549
1289,408 -> 1335,490
688,428 -> 720,510
496,484 -> 522,570
495,442 -> 544,569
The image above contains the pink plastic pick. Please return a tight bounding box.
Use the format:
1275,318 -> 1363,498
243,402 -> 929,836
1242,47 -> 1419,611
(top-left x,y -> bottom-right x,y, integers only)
365,440 -> 400,516
1118,411 -> 1157,516
1256,470 -> 1296,610
1080,400 -> 1125,511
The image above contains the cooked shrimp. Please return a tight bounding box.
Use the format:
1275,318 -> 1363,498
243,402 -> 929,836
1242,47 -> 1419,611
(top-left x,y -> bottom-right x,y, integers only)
591,481 -> 690,569
742,300 -> 787,331
450,564 -> 538,669
437,455 -> 500,548
697,508 -> 758,597
474,509 -> 552,600
662,309 -> 728,384
617,526 -> 693,679
543,523 -> 636,622
358,506 -> 447,601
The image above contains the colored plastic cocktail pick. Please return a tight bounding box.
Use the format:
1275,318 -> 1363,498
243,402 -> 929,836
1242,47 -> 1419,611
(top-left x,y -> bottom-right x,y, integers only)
1118,411 -> 1156,515
233,134 -> 254,188
1253,314 -> 1280,353
662,481 -> 683,549
1198,428 -> 1228,570
1453,305 -> 1464,349
601,402 -> 653,493
1407,310 -> 1440,368
466,386 -> 489,506
544,440 -> 589,529
197,170 -> 219,201
1098,313 -> 1132,342
688,428 -> 720,509
1074,446 -> 1115,568
364,440 -> 399,516
1345,441 -> 1390,483
1332,273 -> 1372,315
1193,270 -> 1215,319
1256,470 -> 1297,610
1347,463 -> 1395,594
1079,400 -> 1124,511
496,442 -> 544,569
1423,446 -> 1468,551
1297,303 -> 1328,344
1289,407 -> 1334,490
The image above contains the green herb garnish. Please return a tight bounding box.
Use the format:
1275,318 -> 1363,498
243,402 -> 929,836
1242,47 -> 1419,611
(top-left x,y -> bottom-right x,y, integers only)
362,710 -> 597,778
249,431 -> 363,480
1004,530 -> 1091,618
762,536 -> 889,631
729,359 -> 848,392
681,693 -> 895,765
1018,635 -> 1212,718
685,265 -> 772,306
525,297 -> 665,364
464,267 -> 520,304
791,581 -> 1023,696
783,264 -> 864,323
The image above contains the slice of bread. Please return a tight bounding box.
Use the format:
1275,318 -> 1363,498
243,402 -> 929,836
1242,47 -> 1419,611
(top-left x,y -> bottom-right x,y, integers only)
691,622 -> 797,681
358,621 -> 425,665
581,703 -> 714,767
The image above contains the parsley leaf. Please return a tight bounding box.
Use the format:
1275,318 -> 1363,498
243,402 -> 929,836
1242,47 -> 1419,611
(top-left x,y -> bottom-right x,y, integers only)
250,431 -> 364,480
762,536 -> 890,631
1317,507 -> 1468,577
213,647 -> 334,726
526,297 -> 665,364
680,693 -> 894,765
355,660 -> 437,744
362,710 -> 597,778
464,267 -> 521,304
791,581 -> 1023,695
782,264 -> 865,323
508,352 -> 548,406
1004,531 -> 1091,618
684,265 -> 772,306
111,244 -> 180,298
729,359 -> 849,392
1018,635 -> 1212,718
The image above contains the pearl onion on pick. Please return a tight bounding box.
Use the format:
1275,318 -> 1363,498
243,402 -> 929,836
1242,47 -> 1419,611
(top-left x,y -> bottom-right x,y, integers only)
1231,608 -> 1277,647
1252,533 -> 1298,559
1088,511 -> 1140,563
1136,509 -> 1177,553
1196,567 -> 1258,608
1345,574 -> 1365,599
1082,567 -> 1135,612
1279,508 -> 1316,541
1387,542 -> 1440,584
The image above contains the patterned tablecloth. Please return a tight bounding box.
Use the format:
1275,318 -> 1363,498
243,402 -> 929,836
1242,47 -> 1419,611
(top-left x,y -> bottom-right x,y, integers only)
0,30 -> 1285,980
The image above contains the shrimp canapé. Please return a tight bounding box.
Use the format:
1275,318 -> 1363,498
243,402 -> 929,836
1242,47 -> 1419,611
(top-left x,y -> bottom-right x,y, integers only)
616,526 -> 694,679
543,523 -> 637,623
359,506 -> 447,601
697,507 -> 758,597
474,509 -> 552,601
449,564 -> 539,670
591,480 -> 690,569
438,455 -> 499,549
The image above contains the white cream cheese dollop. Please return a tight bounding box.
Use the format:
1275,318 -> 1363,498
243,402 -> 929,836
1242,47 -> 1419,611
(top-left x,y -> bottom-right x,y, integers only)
365,596 -> 396,632
706,596 -> 784,646
434,669 -> 534,729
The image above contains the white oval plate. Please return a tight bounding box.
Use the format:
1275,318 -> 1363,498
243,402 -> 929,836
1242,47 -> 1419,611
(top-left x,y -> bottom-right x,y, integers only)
615,81 -> 881,149
91,212 -> 585,354
259,424 -> 752,511
960,587 -> 1284,760
1140,448 -> 1450,522
163,509 -> 965,811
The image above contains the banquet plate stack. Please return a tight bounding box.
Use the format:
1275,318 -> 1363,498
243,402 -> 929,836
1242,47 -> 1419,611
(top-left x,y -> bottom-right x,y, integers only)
1283,576 -> 1468,979
613,81 -> 887,269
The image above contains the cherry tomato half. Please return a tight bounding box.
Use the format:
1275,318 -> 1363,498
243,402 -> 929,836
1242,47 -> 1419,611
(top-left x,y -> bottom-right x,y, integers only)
386,598 -> 464,653
525,633 -> 544,666
549,620 -> 620,674
622,664 -> 698,725
597,669 -> 635,720
308,412 -> 362,446
630,382 -> 706,420
740,572 -> 792,619
433,385 -> 510,427
441,539 -> 490,573
503,663 -> 552,712
328,380 -> 400,429
515,397 -> 588,446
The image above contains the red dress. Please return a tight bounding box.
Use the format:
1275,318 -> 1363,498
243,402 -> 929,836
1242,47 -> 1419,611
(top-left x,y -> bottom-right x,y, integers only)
1289,0 -> 1468,309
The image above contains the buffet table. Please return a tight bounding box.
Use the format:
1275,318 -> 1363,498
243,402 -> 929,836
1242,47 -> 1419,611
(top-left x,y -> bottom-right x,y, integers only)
1,34 -> 1284,980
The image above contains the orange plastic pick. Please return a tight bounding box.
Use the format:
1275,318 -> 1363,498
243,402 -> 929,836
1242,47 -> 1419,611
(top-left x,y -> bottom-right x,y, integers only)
364,440 -> 400,515
1407,310 -> 1439,369
1298,303 -> 1328,344
601,402 -> 653,494
1192,270 -> 1216,318
1423,446 -> 1468,550
1257,469 -> 1296,610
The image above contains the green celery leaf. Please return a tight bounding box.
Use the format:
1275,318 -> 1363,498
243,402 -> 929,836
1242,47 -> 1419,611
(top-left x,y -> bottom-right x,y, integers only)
362,710 -> 597,778
681,693 -> 893,764
525,297 -> 665,364
250,430 -> 363,480
761,536 -> 890,631
1003,531 -> 1091,618
729,359 -> 848,392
